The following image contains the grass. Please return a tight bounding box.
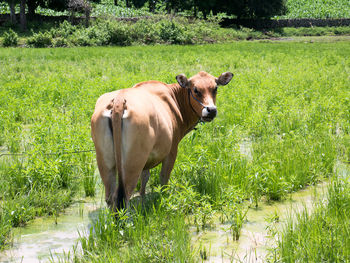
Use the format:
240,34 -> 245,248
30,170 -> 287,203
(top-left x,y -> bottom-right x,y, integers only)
280,0 -> 350,19
0,41 -> 349,260
271,176 -> 350,262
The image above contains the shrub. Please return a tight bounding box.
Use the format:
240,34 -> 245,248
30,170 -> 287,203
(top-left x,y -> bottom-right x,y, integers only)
50,21 -> 77,38
109,22 -> 132,46
86,23 -> 111,46
52,37 -> 69,47
26,31 -> 53,48
2,29 -> 18,47
130,19 -> 160,44
70,30 -> 94,46
158,20 -> 185,44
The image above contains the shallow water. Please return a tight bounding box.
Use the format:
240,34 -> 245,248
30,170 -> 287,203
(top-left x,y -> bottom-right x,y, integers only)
191,181 -> 328,263
192,163 -> 350,263
0,185 -> 105,263
0,163 -> 348,263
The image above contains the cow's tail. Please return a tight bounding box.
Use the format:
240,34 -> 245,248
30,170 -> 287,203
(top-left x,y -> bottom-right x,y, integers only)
111,95 -> 127,211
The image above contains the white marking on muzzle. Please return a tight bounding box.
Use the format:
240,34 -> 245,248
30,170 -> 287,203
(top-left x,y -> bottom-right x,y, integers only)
201,103 -> 216,118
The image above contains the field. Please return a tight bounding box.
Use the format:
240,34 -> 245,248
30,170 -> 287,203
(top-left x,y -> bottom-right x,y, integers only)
0,41 -> 350,261
282,0 -> 350,18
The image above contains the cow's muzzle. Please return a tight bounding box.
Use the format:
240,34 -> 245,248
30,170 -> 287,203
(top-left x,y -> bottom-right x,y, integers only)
201,106 -> 217,122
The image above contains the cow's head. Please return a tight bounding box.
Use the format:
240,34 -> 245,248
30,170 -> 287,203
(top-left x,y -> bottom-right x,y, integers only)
176,71 -> 233,122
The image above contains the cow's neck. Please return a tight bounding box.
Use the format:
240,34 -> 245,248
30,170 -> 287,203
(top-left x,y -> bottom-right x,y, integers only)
169,84 -> 201,136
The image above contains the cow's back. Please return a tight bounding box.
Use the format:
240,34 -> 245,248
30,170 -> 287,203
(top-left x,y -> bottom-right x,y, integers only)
92,81 -> 178,170
120,81 -> 177,169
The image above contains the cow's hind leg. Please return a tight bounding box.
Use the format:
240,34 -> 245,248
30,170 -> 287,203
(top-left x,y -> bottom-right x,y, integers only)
160,147 -> 178,186
92,115 -> 116,207
140,170 -> 150,197
96,151 -> 116,207
113,166 -> 145,210
113,133 -> 152,209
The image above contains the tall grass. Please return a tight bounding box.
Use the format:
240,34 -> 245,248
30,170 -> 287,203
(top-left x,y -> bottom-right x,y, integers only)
275,176 -> 350,262
67,202 -> 194,262
0,42 -> 349,259
281,0 -> 350,19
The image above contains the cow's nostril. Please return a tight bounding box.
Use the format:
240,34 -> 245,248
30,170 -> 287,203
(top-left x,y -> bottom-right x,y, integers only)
206,106 -> 217,117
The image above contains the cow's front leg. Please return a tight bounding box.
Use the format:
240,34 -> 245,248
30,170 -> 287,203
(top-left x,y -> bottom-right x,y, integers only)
140,169 -> 150,197
160,148 -> 178,185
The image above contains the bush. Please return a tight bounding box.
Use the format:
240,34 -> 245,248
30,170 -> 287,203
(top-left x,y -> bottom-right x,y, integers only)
130,19 -> 160,44
70,30 -> 93,46
2,29 -> 18,47
109,22 -> 132,46
50,21 -> 77,38
26,31 -> 53,48
53,37 -> 69,47
86,23 -> 111,46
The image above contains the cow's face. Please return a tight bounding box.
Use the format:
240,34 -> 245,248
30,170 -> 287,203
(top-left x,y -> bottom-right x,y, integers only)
176,71 -> 233,122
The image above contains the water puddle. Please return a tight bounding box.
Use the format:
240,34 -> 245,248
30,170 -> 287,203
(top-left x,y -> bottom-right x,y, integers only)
0,186 -> 105,263
1,138 -> 348,263
191,181 -> 328,263
192,162 -> 350,263
190,140 -> 350,262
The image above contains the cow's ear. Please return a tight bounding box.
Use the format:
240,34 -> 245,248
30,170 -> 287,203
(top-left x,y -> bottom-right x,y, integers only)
176,74 -> 189,88
216,72 -> 233,86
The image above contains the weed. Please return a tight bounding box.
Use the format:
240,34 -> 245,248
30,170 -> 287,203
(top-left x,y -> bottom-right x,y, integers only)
2,29 -> 18,47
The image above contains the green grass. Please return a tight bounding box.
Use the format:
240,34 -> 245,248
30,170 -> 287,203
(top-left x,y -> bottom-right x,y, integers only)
273,176 -> 350,262
0,42 -> 349,260
281,0 -> 350,19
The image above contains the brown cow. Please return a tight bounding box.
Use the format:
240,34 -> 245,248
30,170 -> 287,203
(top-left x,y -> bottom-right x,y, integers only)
91,71 -> 233,210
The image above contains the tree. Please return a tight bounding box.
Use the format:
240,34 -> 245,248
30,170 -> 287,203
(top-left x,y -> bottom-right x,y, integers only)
209,0 -> 286,19
155,0 -> 286,19
9,0 -> 17,24
20,0 -> 26,30
2,0 -> 19,24
27,0 -> 42,17
68,0 -> 91,27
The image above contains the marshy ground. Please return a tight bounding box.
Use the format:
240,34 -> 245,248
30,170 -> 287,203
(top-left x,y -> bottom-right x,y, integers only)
0,37 -> 349,262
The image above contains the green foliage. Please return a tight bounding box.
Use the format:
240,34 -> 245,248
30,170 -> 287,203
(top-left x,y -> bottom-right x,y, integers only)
281,0 -> 350,19
21,18 -> 223,47
109,22 -> 132,45
0,41 -> 349,260
91,1 -> 151,17
218,0 -> 287,18
26,31 -> 53,47
277,177 -> 350,262
3,18 -> 350,48
80,153 -> 97,197
72,206 -> 194,262
2,28 -> 18,47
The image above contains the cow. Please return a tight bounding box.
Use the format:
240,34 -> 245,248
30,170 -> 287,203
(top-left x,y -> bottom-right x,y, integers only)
91,71 -> 233,211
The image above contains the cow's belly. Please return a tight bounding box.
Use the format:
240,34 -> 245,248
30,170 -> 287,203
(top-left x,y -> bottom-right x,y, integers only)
144,131 -> 173,169
144,141 -> 172,169
144,151 -> 163,169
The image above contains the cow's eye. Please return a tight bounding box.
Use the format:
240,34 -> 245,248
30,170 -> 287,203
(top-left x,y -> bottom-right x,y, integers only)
194,87 -> 201,97
214,86 -> 218,93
